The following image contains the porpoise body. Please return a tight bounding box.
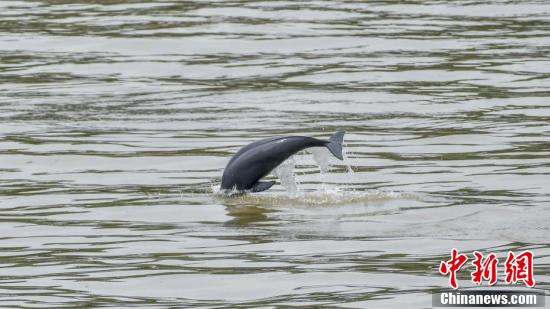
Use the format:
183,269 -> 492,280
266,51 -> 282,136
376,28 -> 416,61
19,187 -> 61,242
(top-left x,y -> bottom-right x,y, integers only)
220,131 -> 345,193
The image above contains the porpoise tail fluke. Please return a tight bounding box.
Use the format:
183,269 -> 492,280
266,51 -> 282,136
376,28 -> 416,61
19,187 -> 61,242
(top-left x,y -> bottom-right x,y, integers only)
326,130 -> 345,160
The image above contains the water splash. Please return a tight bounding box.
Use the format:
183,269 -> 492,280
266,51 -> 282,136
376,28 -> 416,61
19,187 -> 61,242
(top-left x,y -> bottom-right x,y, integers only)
310,147 -> 330,173
272,147 -> 332,196
341,141 -> 355,174
271,155 -> 298,195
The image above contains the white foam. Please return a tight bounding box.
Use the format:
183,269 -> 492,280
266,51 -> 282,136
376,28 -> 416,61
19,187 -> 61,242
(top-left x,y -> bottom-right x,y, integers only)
219,187 -> 418,207
271,155 -> 298,196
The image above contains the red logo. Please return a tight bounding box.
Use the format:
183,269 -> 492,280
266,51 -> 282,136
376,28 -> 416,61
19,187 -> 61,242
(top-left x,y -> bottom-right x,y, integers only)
439,249 -> 535,289
471,251 -> 498,285
505,250 -> 535,287
439,248 -> 468,289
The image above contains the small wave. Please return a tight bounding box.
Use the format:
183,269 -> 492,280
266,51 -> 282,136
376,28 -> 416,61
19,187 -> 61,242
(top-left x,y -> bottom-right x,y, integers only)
216,187 -> 417,207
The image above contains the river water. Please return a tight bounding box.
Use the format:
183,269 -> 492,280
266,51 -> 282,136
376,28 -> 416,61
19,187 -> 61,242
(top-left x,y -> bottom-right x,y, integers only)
1,0 -> 549,307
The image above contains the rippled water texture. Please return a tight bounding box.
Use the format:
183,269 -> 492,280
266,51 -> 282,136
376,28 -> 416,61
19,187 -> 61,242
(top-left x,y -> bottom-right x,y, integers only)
1,0 -> 550,307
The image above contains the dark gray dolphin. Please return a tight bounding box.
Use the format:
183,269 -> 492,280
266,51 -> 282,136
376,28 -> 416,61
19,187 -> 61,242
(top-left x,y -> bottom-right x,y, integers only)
221,131 -> 345,194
